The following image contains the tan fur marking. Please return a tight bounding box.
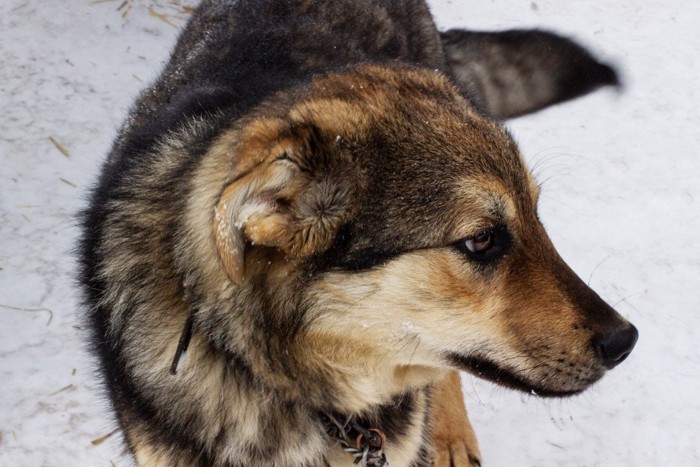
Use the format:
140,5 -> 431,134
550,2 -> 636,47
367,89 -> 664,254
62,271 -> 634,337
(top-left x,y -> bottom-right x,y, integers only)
212,139 -> 297,283
452,177 -> 515,236
431,371 -> 481,466
128,430 -> 193,467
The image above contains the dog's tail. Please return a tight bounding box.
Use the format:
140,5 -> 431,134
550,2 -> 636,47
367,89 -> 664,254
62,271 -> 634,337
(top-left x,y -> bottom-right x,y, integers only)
440,29 -> 620,119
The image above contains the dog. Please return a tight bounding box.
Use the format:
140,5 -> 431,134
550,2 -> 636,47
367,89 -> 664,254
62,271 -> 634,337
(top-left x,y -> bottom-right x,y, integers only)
79,1 -> 637,465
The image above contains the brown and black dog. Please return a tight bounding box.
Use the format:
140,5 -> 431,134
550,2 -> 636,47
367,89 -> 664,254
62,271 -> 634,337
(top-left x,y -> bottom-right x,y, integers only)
79,1 -> 636,465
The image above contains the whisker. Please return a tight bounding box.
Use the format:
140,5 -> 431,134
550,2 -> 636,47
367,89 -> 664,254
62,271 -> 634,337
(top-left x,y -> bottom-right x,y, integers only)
587,254 -> 612,286
612,290 -> 647,309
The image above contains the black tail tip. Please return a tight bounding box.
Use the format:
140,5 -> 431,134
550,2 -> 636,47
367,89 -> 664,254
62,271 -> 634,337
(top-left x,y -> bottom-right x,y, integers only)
597,62 -> 622,88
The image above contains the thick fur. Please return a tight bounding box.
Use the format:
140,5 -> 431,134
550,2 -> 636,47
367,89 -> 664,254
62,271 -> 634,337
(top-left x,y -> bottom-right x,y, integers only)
79,1 -> 633,466
441,29 -> 619,118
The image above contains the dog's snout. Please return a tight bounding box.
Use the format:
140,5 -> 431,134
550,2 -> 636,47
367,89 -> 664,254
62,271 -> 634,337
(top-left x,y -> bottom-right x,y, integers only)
593,324 -> 639,369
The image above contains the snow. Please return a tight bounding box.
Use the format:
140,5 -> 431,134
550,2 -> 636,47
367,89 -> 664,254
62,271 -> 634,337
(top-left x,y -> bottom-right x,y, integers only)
1,0 -> 698,465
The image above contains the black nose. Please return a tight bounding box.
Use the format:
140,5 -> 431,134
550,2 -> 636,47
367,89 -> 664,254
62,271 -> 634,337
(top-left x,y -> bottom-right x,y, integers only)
594,324 -> 639,369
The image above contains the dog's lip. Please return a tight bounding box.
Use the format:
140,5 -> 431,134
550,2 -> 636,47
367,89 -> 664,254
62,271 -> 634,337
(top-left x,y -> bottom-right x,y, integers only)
445,352 -> 589,398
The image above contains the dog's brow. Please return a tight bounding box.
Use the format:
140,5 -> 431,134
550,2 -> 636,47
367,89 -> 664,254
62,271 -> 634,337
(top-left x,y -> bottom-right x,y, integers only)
528,174 -> 541,206
519,153 -> 540,206
450,178 -> 515,238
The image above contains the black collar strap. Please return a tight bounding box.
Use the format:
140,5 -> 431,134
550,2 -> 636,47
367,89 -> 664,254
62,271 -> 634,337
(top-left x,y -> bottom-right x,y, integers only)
170,305 -> 196,375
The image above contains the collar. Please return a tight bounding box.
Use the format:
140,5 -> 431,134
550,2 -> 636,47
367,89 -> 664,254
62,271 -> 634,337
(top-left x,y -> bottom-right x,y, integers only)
322,412 -> 389,466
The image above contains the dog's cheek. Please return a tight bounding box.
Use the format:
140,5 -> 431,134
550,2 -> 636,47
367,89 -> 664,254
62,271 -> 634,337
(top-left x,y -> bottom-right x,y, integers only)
406,251 -> 513,354
411,252 -> 513,357
305,251 -> 512,361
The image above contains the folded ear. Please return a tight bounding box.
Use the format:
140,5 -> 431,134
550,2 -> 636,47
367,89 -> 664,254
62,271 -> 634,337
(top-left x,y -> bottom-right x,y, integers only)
440,29 -> 620,119
213,123 -> 357,284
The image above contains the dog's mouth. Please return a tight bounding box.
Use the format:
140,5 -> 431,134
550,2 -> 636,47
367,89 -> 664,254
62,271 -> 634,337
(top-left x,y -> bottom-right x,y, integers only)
446,353 -> 594,397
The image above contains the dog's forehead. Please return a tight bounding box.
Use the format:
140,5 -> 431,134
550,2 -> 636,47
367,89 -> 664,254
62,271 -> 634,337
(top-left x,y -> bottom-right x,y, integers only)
367,103 -> 533,201
347,115 -> 537,252
288,66 -> 538,249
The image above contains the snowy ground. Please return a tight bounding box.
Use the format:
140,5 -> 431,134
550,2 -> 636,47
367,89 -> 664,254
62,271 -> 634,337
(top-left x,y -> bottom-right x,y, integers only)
1,0 -> 698,465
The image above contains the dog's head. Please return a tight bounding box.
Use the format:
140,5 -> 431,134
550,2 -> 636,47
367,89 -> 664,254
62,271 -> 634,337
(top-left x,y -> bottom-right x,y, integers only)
208,65 -> 636,399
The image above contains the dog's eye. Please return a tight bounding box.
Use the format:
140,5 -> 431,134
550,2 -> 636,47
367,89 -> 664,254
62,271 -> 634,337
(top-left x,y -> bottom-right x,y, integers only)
466,231 -> 493,253
455,228 -> 509,263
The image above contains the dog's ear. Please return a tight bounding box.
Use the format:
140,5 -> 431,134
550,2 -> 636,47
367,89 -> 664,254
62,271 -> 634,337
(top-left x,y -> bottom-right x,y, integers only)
440,29 -> 620,119
213,121 -> 358,284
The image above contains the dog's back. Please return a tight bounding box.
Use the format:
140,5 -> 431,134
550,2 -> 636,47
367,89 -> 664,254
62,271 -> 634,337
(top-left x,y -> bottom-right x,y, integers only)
104,0 -> 616,168
108,0 -> 443,160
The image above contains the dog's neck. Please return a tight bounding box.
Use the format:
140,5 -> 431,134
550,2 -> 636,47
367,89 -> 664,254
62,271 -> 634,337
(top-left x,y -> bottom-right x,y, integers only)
287,325 -> 441,410
174,279 -> 436,464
